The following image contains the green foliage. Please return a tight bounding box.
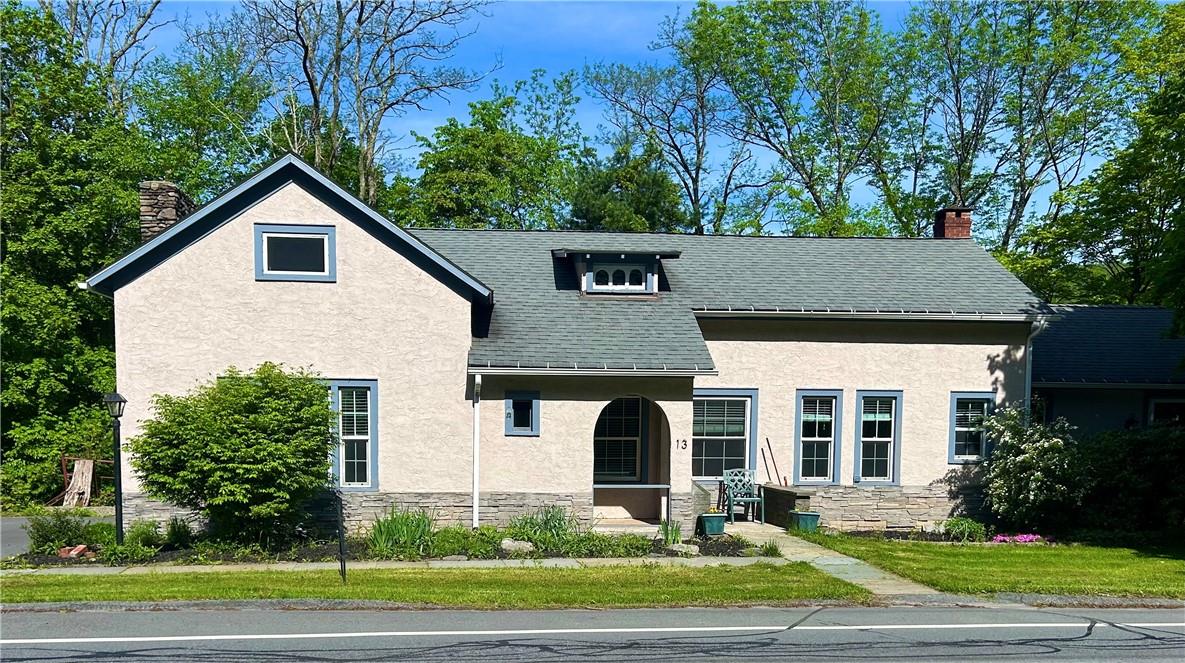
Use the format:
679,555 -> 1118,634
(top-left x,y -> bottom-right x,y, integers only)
368,508 -> 435,559
758,540 -> 782,557
84,522 -> 116,549
165,517 -> 194,549
100,542 -> 159,565
24,511 -> 88,555
942,517 -> 987,543
506,505 -> 583,552
658,519 -> 682,546
0,2 -> 153,508
124,521 -> 164,548
127,363 -> 337,546
1078,425 -> 1185,534
570,139 -> 691,232
982,407 -> 1086,530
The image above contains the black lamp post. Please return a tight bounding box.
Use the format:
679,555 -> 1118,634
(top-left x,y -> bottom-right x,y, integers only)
103,392 -> 127,545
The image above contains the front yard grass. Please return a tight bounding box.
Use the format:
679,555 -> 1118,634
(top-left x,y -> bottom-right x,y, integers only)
0,562 -> 870,607
796,532 -> 1185,598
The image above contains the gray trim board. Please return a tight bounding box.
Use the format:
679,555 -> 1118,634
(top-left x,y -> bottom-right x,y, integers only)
793,389 -> 843,486
853,390 -> 904,486
948,391 -> 996,464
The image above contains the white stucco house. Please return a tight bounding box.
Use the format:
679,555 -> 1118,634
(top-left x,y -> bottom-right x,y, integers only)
82,155 -> 1052,531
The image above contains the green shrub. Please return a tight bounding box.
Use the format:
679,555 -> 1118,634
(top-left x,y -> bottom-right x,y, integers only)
24,511 -> 87,554
165,517 -> 194,549
429,525 -> 473,558
1079,425 -> 1185,534
982,407 -> 1085,530
658,519 -> 682,545
100,542 -> 159,565
507,505 -> 581,552
369,508 -> 434,559
942,517 -> 987,543
467,525 -> 502,559
83,522 -> 116,549
125,520 -> 163,548
127,363 -> 337,547
758,540 -> 782,557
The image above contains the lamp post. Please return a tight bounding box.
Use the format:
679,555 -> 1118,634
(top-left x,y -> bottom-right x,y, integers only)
103,392 -> 127,545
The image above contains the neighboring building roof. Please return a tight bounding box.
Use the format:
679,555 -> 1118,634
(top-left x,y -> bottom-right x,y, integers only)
1032,305 -> 1185,385
413,229 -> 1048,373
82,154 -> 492,301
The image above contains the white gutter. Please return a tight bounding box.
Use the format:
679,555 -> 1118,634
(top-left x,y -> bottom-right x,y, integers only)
467,367 -> 716,377
471,373 -> 482,529
1025,318 -> 1051,410
693,309 -> 1044,323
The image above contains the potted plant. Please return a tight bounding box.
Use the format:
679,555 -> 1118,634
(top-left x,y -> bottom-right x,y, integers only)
698,508 -> 726,536
788,510 -> 821,532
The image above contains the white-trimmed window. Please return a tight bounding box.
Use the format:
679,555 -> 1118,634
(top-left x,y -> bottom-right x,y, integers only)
859,396 -> 897,482
594,397 -> 642,481
338,386 -> 372,487
254,224 -> 336,282
800,396 -> 836,481
1150,399 -> 1185,426
589,264 -> 649,293
692,398 -> 749,479
953,398 -> 991,460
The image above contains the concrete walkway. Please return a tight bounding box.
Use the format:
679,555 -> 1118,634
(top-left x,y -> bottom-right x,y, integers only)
726,522 -> 939,596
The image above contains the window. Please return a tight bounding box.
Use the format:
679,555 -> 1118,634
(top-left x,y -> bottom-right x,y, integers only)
331,380 -> 377,489
692,398 -> 750,479
505,391 -> 540,436
254,224 -> 336,282
594,397 -> 642,481
795,390 -> 841,484
855,391 -> 901,484
949,392 -> 994,463
1150,399 -> 1185,426
587,263 -> 651,294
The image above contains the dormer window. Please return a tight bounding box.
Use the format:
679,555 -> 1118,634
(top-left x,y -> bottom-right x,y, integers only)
591,264 -> 649,293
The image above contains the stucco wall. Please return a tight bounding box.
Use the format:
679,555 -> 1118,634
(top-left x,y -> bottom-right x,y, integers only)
1036,386 -> 1185,437
114,182 -> 475,498
697,318 -> 1030,489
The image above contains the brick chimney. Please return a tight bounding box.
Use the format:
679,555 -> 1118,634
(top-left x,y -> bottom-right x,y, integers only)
139,180 -> 195,242
934,206 -> 972,239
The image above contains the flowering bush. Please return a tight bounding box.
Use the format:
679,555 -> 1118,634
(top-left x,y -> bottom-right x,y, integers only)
990,533 -> 1045,544
982,407 -> 1085,531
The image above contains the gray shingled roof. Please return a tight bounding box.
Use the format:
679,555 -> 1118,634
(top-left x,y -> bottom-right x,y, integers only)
1032,306 -> 1185,385
411,230 -> 1048,371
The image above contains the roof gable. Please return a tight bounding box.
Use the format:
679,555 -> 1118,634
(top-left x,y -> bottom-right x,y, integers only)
83,154 -> 492,302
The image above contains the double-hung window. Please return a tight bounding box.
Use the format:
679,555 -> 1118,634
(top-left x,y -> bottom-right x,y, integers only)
692,397 -> 750,480
594,397 -> 642,481
856,392 -> 901,484
795,390 -> 841,484
331,380 -> 377,489
949,392 -> 994,463
255,224 -> 336,282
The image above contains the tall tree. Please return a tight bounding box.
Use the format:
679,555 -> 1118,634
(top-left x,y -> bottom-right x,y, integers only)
1,2 -> 151,505
569,139 -> 691,233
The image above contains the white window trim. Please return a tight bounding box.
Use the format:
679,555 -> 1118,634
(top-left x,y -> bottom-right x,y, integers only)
262,232 -> 331,276
953,398 -> 991,461
860,398 -> 896,482
800,396 -> 836,482
1149,398 -> 1185,423
338,386 -> 372,488
691,396 -> 751,481
589,263 -> 650,293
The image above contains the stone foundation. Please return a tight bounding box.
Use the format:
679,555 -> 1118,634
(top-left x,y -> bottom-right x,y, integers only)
810,483 -> 985,531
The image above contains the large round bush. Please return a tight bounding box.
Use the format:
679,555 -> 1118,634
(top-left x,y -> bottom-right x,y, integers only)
129,362 -> 336,544
982,407 -> 1085,531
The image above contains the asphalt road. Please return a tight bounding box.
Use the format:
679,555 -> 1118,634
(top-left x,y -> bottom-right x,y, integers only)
1,605 -> 1182,661
0,517 -> 114,559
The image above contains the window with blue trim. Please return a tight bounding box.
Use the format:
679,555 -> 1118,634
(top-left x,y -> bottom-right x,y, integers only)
797,393 -> 839,483
330,380 -> 377,489
255,224 -> 336,282
505,391 -> 540,436
692,398 -> 749,479
950,393 -> 993,463
855,393 -> 901,483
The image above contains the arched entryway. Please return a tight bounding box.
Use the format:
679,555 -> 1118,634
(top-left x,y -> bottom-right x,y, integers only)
591,396 -> 671,523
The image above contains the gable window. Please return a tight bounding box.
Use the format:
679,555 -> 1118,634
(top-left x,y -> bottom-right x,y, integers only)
331,380 -> 377,490
795,390 -> 842,485
855,391 -> 902,484
1150,399 -> 1185,426
254,224 -> 336,282
692,396 -> 751,480
949,392 -> 994,463
594,397 -> 642,481
505,391 -> 541,436
590,263 -> 650,293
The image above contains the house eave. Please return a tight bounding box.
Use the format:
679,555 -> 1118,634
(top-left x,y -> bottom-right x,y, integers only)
468,366 -> 716,378
692,307 -> 1050,323
1032,381 -> 1185,389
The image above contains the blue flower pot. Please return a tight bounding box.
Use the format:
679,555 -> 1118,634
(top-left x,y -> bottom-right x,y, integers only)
698,513 -> 726,536
788,511 -> 821,533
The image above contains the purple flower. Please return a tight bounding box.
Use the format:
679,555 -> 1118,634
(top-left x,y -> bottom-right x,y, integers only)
990,533 -> 1045,544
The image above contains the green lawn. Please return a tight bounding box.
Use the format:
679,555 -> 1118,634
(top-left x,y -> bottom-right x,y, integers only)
0,563 -> 870,607
797,532 -> 1185,598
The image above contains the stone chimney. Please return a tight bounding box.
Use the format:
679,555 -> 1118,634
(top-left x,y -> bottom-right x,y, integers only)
934,206 -> 972,239
139,180 -> 196,242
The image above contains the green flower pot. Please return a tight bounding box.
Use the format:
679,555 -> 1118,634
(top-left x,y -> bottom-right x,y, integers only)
789,511 -> 821,533
698,513 -> 726,536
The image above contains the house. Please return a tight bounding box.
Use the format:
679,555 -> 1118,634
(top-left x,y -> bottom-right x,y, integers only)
1032,305 -> 1185,436
83,155 -> 1050,531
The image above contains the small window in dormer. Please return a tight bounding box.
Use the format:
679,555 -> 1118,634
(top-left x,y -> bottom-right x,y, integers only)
589,263 -> 650,294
